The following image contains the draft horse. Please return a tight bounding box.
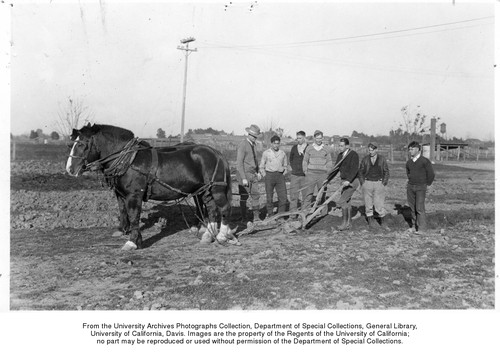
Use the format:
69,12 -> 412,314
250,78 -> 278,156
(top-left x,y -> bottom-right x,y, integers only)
66,123 -> 237,250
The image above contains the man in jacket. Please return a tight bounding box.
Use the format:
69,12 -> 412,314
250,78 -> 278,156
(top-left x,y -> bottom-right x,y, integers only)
336,138 -> 360,231
359,142 -> 390,230
259,135 -> 288,218
406,141 -> 435,235
288,130 -> 308,213
302,130 -> 333,216
236,124 -> 263,222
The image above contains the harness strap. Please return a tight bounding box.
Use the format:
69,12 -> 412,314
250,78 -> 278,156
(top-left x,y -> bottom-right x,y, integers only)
145,148 -> 159,201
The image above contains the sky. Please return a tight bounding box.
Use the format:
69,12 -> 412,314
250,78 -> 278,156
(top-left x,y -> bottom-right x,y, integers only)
7,1 -> 496,140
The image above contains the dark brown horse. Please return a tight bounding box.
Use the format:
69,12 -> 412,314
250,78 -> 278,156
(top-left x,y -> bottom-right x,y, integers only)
66,123 -> 237,250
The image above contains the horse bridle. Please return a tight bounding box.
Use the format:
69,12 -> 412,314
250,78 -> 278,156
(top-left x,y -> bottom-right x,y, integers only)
68,136 -> 95,171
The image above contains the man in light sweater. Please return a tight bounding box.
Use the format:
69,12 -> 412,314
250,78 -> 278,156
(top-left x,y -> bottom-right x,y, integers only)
302,130 -> 333,215
406,141 -> 435,234
259,135 -> 288,218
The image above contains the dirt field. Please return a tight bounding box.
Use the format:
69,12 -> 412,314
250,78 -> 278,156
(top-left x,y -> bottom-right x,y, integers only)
10,147 -> 495,310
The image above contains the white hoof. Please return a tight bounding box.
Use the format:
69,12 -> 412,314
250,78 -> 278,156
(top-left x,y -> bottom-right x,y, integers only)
200,231 -> 214,244
216,233 -> 228,244
112,231 -> 124,237
121,241 -> 137,251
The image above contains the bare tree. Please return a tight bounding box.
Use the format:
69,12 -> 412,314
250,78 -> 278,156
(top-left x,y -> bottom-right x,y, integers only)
400,105 -> 428,147
156,128 -> 166,138
54,96 -> 94,139
260,119 -> 286,148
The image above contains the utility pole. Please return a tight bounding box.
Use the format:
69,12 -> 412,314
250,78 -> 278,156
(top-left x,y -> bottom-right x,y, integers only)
430,117 -> 437,163
177,37 -> 197,143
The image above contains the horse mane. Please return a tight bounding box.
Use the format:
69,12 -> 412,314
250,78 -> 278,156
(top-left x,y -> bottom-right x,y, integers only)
79,123 -> 135,142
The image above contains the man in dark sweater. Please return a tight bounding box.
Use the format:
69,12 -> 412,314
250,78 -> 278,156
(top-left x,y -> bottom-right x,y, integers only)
406,141 -> 435,234
335,138 -> 360,231
359,142 -> 390,230
288,130 -> 308,212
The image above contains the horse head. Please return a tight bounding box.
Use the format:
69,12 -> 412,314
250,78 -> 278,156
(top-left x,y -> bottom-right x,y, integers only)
65,124 -> 101,176
65,123 -> 135,176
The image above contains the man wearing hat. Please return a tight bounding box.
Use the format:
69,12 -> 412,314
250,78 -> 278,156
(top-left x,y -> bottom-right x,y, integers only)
302,130 -> 333,215
236,124 -> 263,222
358,142 -> 390,231
336,137 -> 360,231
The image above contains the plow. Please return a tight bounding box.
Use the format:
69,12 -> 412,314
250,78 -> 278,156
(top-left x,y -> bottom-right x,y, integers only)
238,154 -> 348,236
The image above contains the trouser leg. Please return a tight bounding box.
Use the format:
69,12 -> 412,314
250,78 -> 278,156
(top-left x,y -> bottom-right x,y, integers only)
362,181 -> 375,217
303,174 -> 316,210
289,174 -> 300,211
275,173 -> 287,213
238,184 -> 249,221
406,184 -> 417,228
249,181 -> 261,222
338,178 -> 360,209
264,174 -> 275,216
415,187 -> 427,231
373,181 -> 387,218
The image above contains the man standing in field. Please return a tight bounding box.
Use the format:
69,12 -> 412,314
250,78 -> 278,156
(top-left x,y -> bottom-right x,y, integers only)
359,142 -> 390,231
336,138 -> 360,231
302,130 -> 333,216
406,141 -> 435,235
259,135 -> 288,218
288,130 -> 308,214
236,124 -> 263,223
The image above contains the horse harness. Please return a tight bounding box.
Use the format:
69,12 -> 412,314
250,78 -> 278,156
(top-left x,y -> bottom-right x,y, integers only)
82,138 -> 227,202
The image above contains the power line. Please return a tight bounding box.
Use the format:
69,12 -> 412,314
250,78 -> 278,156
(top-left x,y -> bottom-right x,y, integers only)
196,18 -> 492,79
200,16 -> 493,49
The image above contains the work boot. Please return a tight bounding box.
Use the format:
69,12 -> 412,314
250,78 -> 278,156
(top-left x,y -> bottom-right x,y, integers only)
366,215 -> 375,230
338,208 -> 351,231
252,209 -> 261,222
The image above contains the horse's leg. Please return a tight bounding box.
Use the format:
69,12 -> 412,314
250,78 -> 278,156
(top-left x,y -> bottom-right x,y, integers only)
122,193 -> 144,251
113,192 -> 130,237
199,193 -> 218,244
213,187 -> 240,245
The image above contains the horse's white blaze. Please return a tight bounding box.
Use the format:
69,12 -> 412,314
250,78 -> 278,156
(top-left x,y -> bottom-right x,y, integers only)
66,137 -> 79,176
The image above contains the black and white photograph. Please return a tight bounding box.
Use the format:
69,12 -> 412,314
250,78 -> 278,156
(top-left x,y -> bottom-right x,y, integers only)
1,0 -> 498,353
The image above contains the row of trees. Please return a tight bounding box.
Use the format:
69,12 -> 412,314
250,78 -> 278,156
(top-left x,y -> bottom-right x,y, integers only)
17,96 -> 491,145
155,127 -> 231,138
29,129 -> 60,140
